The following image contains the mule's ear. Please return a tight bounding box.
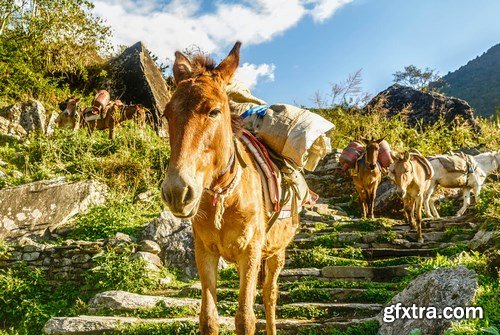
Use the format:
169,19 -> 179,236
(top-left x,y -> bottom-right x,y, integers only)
376,136 -> 387,143
362,138 -> 370,145
58,101 -> 67,111
403,151 -> 410,161
215,41 -> 241,83
173,51 -> 193,84
75,98 -> 81,103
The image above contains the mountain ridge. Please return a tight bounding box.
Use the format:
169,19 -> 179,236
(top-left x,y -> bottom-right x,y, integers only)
433,43 -> 500,117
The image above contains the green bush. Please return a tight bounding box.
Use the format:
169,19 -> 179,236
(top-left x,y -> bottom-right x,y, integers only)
68,196 -> 160,240
0,264 -> 83,335
314,107 -> 499,156
85,246 -> 167,294
474,183 -> 500,231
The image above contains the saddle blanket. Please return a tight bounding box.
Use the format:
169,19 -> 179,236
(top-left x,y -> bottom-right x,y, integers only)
240,130 -> 315,221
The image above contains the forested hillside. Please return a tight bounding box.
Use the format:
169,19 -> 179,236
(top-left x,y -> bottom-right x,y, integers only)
434,43 -> 500,117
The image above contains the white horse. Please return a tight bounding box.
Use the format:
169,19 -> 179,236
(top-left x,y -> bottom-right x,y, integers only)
424,151 -> 499,218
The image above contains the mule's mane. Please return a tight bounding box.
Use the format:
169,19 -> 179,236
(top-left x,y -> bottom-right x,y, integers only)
190,54 -> 216,76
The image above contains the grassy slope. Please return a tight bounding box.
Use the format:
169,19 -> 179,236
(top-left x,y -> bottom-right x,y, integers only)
0,106 -> 498,334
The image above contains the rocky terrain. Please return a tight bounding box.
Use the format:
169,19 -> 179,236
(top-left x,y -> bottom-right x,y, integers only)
39,205 -> 491,335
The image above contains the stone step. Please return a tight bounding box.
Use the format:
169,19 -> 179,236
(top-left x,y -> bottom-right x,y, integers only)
321,265 -> 410,281
44,315 -> 377,335
87,290 -> 199,313
279,265 -> 411,282
173,286 -> 392,304
293,235 -> 473,250
287,247 -> 437,259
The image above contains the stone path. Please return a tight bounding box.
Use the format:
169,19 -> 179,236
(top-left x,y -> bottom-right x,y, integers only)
44,203 -> 478,334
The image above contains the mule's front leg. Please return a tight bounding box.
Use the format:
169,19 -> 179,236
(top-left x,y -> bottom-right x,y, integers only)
194,234 -> 220,335
415,195 -> 424,243
236,247 -> 262,335
456,188 -> 471,216
263,250 -> 285,335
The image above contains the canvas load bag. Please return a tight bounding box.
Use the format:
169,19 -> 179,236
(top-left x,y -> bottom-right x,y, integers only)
227,80 -> 334,171
241,104 -> 334,171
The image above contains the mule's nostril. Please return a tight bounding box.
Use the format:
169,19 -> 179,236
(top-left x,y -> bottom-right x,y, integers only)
184,185 -> 195,204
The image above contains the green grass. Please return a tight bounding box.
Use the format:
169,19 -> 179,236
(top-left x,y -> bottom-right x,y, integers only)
296,320 -> 379,335
0,245 -> 181,335
67,195 -> 161,240
110,321 -> 235,335
474,183 -> 500,231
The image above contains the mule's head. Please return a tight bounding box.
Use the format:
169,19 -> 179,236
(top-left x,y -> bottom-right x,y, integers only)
391,151 -> 413,197
58,97 -> 80,128
161,42 -> 241,218
59,97 -> 81,116
362,137 -> 385,170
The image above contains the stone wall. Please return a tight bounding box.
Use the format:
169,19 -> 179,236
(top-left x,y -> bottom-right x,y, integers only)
0,239 -> 103,282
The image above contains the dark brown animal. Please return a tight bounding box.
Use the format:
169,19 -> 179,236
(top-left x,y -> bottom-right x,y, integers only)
352,138 -> 385,218
80,101 -> 146,139
161,42 -> 300,335
56,97 -> 80,130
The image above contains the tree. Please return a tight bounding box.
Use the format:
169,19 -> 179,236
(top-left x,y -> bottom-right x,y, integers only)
393,65 -> 441,91
0,0 -> 111,99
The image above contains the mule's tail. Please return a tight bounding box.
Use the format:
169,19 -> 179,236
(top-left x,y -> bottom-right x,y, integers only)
258,259 -> 267,288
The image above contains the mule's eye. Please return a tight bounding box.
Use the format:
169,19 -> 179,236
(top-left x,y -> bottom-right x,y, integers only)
208,109 -> 221,118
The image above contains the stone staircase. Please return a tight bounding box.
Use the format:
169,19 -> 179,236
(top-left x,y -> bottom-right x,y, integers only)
44,204 -> 479,334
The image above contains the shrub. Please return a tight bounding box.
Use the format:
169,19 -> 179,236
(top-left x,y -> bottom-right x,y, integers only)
85,246 -> 167,294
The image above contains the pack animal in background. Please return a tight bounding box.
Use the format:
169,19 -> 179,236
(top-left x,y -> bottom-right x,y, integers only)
423,151 -> 494,218
391,149 -> 434,243
340,139 -> 392,172
349,138 -> 387,218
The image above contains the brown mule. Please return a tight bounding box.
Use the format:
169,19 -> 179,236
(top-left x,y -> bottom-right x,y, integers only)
161,42 -> 300,335
391,150 -> 434,243
351,138 -> 385,218
80,102 -> 147,140
56,97 -> 81,130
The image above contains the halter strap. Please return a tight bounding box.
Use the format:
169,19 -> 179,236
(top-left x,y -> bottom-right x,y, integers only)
206,137 -> 246,205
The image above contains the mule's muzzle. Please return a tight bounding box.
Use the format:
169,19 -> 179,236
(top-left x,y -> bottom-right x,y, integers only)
369,163 -> 377,170
161,175 -> 200,218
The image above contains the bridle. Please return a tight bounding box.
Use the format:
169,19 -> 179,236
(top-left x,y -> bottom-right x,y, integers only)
204,136 -> 247,229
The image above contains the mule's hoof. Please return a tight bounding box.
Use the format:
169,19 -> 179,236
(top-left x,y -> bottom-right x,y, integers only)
417,238 -> 424,244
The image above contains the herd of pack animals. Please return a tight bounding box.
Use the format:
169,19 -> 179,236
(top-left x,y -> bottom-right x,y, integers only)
52,42 -> 499,335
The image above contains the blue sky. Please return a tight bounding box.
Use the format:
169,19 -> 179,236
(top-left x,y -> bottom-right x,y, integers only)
93,0 -> 500,106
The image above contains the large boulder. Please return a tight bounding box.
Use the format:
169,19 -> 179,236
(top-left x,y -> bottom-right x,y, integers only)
108,42 -> 171,131
378,266 -> 478,335
0,178 -> 107,241
365,84 -> 480,131
305,151 -> 356,198
0,99 -> 47,135
140,210 -> 196,278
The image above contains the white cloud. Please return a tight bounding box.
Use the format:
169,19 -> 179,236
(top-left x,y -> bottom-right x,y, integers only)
91,0 -> 350,87
235,63 -> 276,89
